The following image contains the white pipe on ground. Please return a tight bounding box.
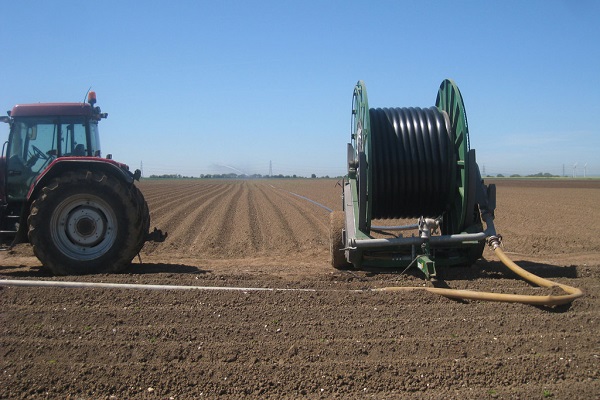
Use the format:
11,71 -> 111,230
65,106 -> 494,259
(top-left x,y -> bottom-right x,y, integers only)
0,279 -> 316,292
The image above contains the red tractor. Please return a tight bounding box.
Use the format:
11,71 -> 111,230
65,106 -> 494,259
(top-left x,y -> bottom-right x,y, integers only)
0,92 -> 165,275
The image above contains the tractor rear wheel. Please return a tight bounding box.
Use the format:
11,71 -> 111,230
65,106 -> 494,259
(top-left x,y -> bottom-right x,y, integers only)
330,211 -> 351,270
27,170 -> 150,275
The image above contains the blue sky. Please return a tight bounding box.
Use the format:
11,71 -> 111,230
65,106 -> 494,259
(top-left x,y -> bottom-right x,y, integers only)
1,0 -> 599,177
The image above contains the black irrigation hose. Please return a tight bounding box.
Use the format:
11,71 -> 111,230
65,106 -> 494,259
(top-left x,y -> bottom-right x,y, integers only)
369,107 -> 455,219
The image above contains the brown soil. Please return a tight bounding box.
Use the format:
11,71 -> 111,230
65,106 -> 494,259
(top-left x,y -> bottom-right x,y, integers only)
1,178 -> 599,399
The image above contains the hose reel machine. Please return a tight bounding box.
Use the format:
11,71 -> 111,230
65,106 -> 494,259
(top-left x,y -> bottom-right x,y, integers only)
331,79 -> 498,277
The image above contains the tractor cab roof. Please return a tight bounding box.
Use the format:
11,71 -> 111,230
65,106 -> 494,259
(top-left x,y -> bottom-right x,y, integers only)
10,103 -> 94,118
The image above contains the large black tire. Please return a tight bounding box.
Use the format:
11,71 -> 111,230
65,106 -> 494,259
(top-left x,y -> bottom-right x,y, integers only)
27,170 -> 150,275
329,211 -> 352,270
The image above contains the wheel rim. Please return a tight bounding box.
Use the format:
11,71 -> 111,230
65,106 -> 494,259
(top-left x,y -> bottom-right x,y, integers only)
50,194 -> 117,261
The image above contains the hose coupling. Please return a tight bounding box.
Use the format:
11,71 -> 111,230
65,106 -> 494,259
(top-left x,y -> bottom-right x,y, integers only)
486,235 -> 503,250
418,217 -> 440,239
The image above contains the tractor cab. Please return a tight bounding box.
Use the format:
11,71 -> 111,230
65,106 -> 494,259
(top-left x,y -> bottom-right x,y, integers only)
1,93 -> 105,203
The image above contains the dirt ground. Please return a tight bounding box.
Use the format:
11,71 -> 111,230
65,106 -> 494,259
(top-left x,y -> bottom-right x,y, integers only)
1,178 -> 599,399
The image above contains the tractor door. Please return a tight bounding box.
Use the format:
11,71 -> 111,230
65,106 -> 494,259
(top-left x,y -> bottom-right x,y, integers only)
6,118 -> 59,201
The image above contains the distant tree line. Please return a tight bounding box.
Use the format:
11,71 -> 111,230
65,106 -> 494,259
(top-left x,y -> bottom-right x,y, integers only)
147,173 -> 342,179
486,172 -> 559,178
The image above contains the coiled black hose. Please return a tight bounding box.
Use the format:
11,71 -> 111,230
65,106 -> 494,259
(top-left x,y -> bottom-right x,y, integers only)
369,107 -> 455,219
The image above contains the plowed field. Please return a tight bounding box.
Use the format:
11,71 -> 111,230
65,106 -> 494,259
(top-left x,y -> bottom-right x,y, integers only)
1,179 -> 599,399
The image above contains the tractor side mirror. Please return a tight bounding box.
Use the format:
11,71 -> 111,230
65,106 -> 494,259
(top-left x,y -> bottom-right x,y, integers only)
0,116 -> 9,123
28,126 -> 37,140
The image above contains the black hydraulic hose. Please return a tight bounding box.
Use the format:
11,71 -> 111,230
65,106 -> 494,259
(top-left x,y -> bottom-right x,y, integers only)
369,107 -> 454,219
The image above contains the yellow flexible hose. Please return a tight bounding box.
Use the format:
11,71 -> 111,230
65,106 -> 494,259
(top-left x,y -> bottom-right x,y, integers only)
377,247 -> 583,306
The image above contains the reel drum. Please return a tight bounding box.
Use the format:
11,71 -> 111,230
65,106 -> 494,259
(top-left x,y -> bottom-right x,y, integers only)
336,79 -> 491,274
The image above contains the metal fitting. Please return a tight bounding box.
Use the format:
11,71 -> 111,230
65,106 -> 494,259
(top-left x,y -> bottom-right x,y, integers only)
418,217 -> 440,239
486,235 -> 503,250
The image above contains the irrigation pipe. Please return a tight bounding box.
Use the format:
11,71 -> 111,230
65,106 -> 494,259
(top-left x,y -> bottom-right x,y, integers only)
0,280 -> 316,292
0,246 -> 583,306
271,185 -> 333,213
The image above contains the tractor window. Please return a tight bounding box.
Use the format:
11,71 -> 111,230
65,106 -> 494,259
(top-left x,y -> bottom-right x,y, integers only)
8,118 -> 57,171
7,121 -> 28,160
30,123 -> 57,170
60,120 -> 88,156
89,122 -> 101,157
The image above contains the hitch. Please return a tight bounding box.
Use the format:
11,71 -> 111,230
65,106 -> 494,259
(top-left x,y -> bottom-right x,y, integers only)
147,227 -> 167,242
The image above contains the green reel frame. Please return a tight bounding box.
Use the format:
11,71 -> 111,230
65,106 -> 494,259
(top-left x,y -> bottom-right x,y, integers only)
350,81 -> 372,233
435,79 -> 471,235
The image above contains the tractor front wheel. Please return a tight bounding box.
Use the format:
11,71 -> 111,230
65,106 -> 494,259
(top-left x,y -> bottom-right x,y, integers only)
28,170 -> 149,275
